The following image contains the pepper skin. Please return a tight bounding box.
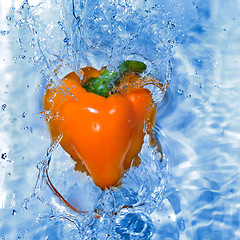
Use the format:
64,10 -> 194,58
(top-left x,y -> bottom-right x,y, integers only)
43,67 -> 154,189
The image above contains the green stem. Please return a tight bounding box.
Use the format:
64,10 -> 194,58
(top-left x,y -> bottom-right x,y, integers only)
118,60 -> 147,75
82,60 -> 147,98
82,69 -> 118,98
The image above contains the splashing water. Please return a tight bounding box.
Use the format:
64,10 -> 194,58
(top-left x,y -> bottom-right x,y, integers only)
1,0 -> 240,239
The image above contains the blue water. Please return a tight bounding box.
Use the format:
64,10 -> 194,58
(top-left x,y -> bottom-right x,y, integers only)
0,0 -> 240,239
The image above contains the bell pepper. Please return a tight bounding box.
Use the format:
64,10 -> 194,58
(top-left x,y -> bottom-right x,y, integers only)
43,61 -> 159,189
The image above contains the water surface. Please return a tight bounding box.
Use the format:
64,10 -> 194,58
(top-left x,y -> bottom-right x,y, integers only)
0,0 -> 240,239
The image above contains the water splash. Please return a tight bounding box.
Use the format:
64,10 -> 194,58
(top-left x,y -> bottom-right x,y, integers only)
29,129 -> 167,238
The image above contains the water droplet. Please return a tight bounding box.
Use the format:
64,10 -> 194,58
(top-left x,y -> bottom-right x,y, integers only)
19,55 -> 26,59
22,198 -> 30,211
12,118 -> 17,123
1,153 -> 7,159
16,38 -> 23,49
0,30 -> 10,36
37,162 -> 42,170
12,209 -> 17,215
6,16 -> 12,21
1,104 -> 7,111
22,111 -> 27,118
178,89 -> 184,94
167,20 -> 175,30
63,37 -> 69,43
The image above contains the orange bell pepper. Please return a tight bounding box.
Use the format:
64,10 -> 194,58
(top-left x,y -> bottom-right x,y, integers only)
43,61 -> 157,189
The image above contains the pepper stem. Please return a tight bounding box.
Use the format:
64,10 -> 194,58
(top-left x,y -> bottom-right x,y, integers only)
118,60 -> 147,75
82,60 -> 147,98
